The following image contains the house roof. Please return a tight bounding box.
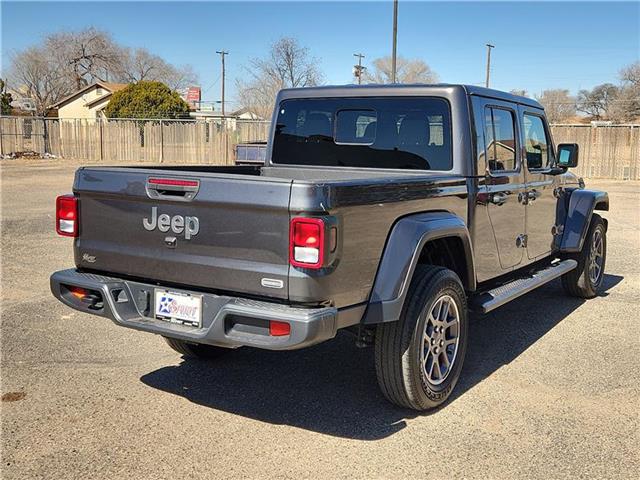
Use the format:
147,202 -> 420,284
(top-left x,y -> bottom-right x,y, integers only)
85,92 -> 116,108
51,81 -> 129,108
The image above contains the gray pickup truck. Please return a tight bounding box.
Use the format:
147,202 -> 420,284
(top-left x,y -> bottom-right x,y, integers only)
51,84 -> 608,411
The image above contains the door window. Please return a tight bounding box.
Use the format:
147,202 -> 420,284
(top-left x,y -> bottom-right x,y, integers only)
483,107 -> 517,172
523,114 -> 552,169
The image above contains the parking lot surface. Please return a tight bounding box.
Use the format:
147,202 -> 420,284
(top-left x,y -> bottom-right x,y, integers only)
2,159 -> 639,479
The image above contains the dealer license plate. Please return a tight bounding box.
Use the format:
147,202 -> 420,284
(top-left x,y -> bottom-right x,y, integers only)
154,289 -> 202,328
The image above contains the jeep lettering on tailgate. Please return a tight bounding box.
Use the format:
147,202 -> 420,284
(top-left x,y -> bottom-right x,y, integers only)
143,206 -> 200,239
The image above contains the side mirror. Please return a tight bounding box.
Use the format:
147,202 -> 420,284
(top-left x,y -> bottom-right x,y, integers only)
557,143 -> 579,168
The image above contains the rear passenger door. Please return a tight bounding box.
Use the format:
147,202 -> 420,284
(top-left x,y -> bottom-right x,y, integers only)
519,107 -> 557,260
473,97 -> 527,271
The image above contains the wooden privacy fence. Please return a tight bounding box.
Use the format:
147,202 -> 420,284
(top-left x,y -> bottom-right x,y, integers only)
551,125 -> 639,180
0,117 -> 271,165
1,116 -> 638,179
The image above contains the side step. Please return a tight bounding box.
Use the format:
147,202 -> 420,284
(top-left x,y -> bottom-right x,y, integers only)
472,259 -> 577,314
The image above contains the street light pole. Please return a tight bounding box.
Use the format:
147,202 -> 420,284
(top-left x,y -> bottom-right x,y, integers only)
485,43 -> 494,88
391,0 -> 399,83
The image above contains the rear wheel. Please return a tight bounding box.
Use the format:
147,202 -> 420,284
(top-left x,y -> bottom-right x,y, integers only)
163,337 -> 230,359
375,265 -> 468,411
562,214 -> 607,298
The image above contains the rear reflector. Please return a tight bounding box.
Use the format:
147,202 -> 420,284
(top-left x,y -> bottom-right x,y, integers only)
56,194 -> 78,237
290,217 -> 325,268
269,320 -> 291,336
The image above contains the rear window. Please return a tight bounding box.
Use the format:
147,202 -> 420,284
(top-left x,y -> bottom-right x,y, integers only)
272,97 -> 452,170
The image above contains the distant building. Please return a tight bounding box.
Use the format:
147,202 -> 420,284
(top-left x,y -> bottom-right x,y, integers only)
233,108 -> 265,121
51,82 -> 129,120
9,97 -> 37,113
189,108 -> 265,128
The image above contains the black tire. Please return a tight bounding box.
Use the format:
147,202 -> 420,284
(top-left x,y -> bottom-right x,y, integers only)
562,214 -> 607,299
375,265 -> 468,411
163,337 -> 230,359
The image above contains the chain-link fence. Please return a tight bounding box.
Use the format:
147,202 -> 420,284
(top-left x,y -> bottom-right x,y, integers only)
1,116 -> 638,179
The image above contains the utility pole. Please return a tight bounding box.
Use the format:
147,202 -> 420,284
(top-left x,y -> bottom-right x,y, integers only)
216,50 -> 228,116
353,53 -> 366,84
391,0 -> 399,83
485,43 -> 494,88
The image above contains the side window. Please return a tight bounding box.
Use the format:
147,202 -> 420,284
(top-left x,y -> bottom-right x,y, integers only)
523,114 -> 552,169
483,107 -> 517,172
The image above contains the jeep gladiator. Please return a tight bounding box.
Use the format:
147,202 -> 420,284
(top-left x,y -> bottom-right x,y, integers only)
51,85 -> 609,410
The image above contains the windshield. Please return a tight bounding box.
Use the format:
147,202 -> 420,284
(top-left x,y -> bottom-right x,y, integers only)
272,97 -> 452,170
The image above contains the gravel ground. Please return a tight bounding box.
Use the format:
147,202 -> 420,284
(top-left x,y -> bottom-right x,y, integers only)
1,159 -> 639,479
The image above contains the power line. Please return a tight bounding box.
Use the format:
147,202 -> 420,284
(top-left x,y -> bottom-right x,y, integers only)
203,73 -> 222,95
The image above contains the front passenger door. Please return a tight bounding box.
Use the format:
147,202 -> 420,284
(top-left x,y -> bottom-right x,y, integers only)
520,108 -> 557,260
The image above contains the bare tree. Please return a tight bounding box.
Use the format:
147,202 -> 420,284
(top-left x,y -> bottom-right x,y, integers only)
363,56 -> 439,84
116,48 -> 161,82
160,64 -> 198,91
609,62 -> 640,122
510,89 -> 529,97
620,61 -> 640,85
115,48 -> 198,90
236,37 -> 323,118
46,27 -> 123,89
576,83 -> 619,119
535,89 -> 576,123
6,27 -> 199,114
8,46 -> 75,115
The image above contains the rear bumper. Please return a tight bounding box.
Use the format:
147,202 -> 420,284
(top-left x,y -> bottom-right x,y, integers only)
50,269 -> 358,350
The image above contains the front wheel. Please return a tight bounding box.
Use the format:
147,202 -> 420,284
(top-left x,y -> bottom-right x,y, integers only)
562,214 -> 607,298
374,265 -> 468,411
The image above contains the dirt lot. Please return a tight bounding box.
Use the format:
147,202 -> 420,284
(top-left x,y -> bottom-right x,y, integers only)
1,159 -> 639,479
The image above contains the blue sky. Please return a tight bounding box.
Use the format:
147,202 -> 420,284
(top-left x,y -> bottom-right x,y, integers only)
2,1 -> 639,108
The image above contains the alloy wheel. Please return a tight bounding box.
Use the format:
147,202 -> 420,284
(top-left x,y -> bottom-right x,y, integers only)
420,294 -> 461,386
588,228 -> 604,286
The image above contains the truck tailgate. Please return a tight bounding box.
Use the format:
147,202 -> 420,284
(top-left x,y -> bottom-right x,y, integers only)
73,168 -> 292,300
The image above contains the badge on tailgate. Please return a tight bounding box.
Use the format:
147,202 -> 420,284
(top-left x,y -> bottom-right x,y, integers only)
143,206 -> 200,239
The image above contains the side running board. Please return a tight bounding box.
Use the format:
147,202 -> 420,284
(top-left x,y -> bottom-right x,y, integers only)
472,259 -> 578,314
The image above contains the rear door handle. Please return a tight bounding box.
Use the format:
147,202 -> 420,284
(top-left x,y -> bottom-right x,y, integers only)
490,192 -> 507,205
527,189 -> 541,202
518,192 -> 529,205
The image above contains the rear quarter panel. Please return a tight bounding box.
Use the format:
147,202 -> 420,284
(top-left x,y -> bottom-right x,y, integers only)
288,176 -> 469,307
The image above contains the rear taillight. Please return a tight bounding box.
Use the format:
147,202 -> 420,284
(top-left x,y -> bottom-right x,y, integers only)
290,217 -> 325,268
56,194 -> 78,237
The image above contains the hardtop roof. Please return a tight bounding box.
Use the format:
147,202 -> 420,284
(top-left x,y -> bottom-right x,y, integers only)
277,83 -> 543,109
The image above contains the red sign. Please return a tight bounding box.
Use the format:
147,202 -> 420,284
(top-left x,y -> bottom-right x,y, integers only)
186,87 -> 201,103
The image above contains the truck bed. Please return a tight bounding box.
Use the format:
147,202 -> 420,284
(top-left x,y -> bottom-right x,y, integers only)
73,165 -> 468,307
